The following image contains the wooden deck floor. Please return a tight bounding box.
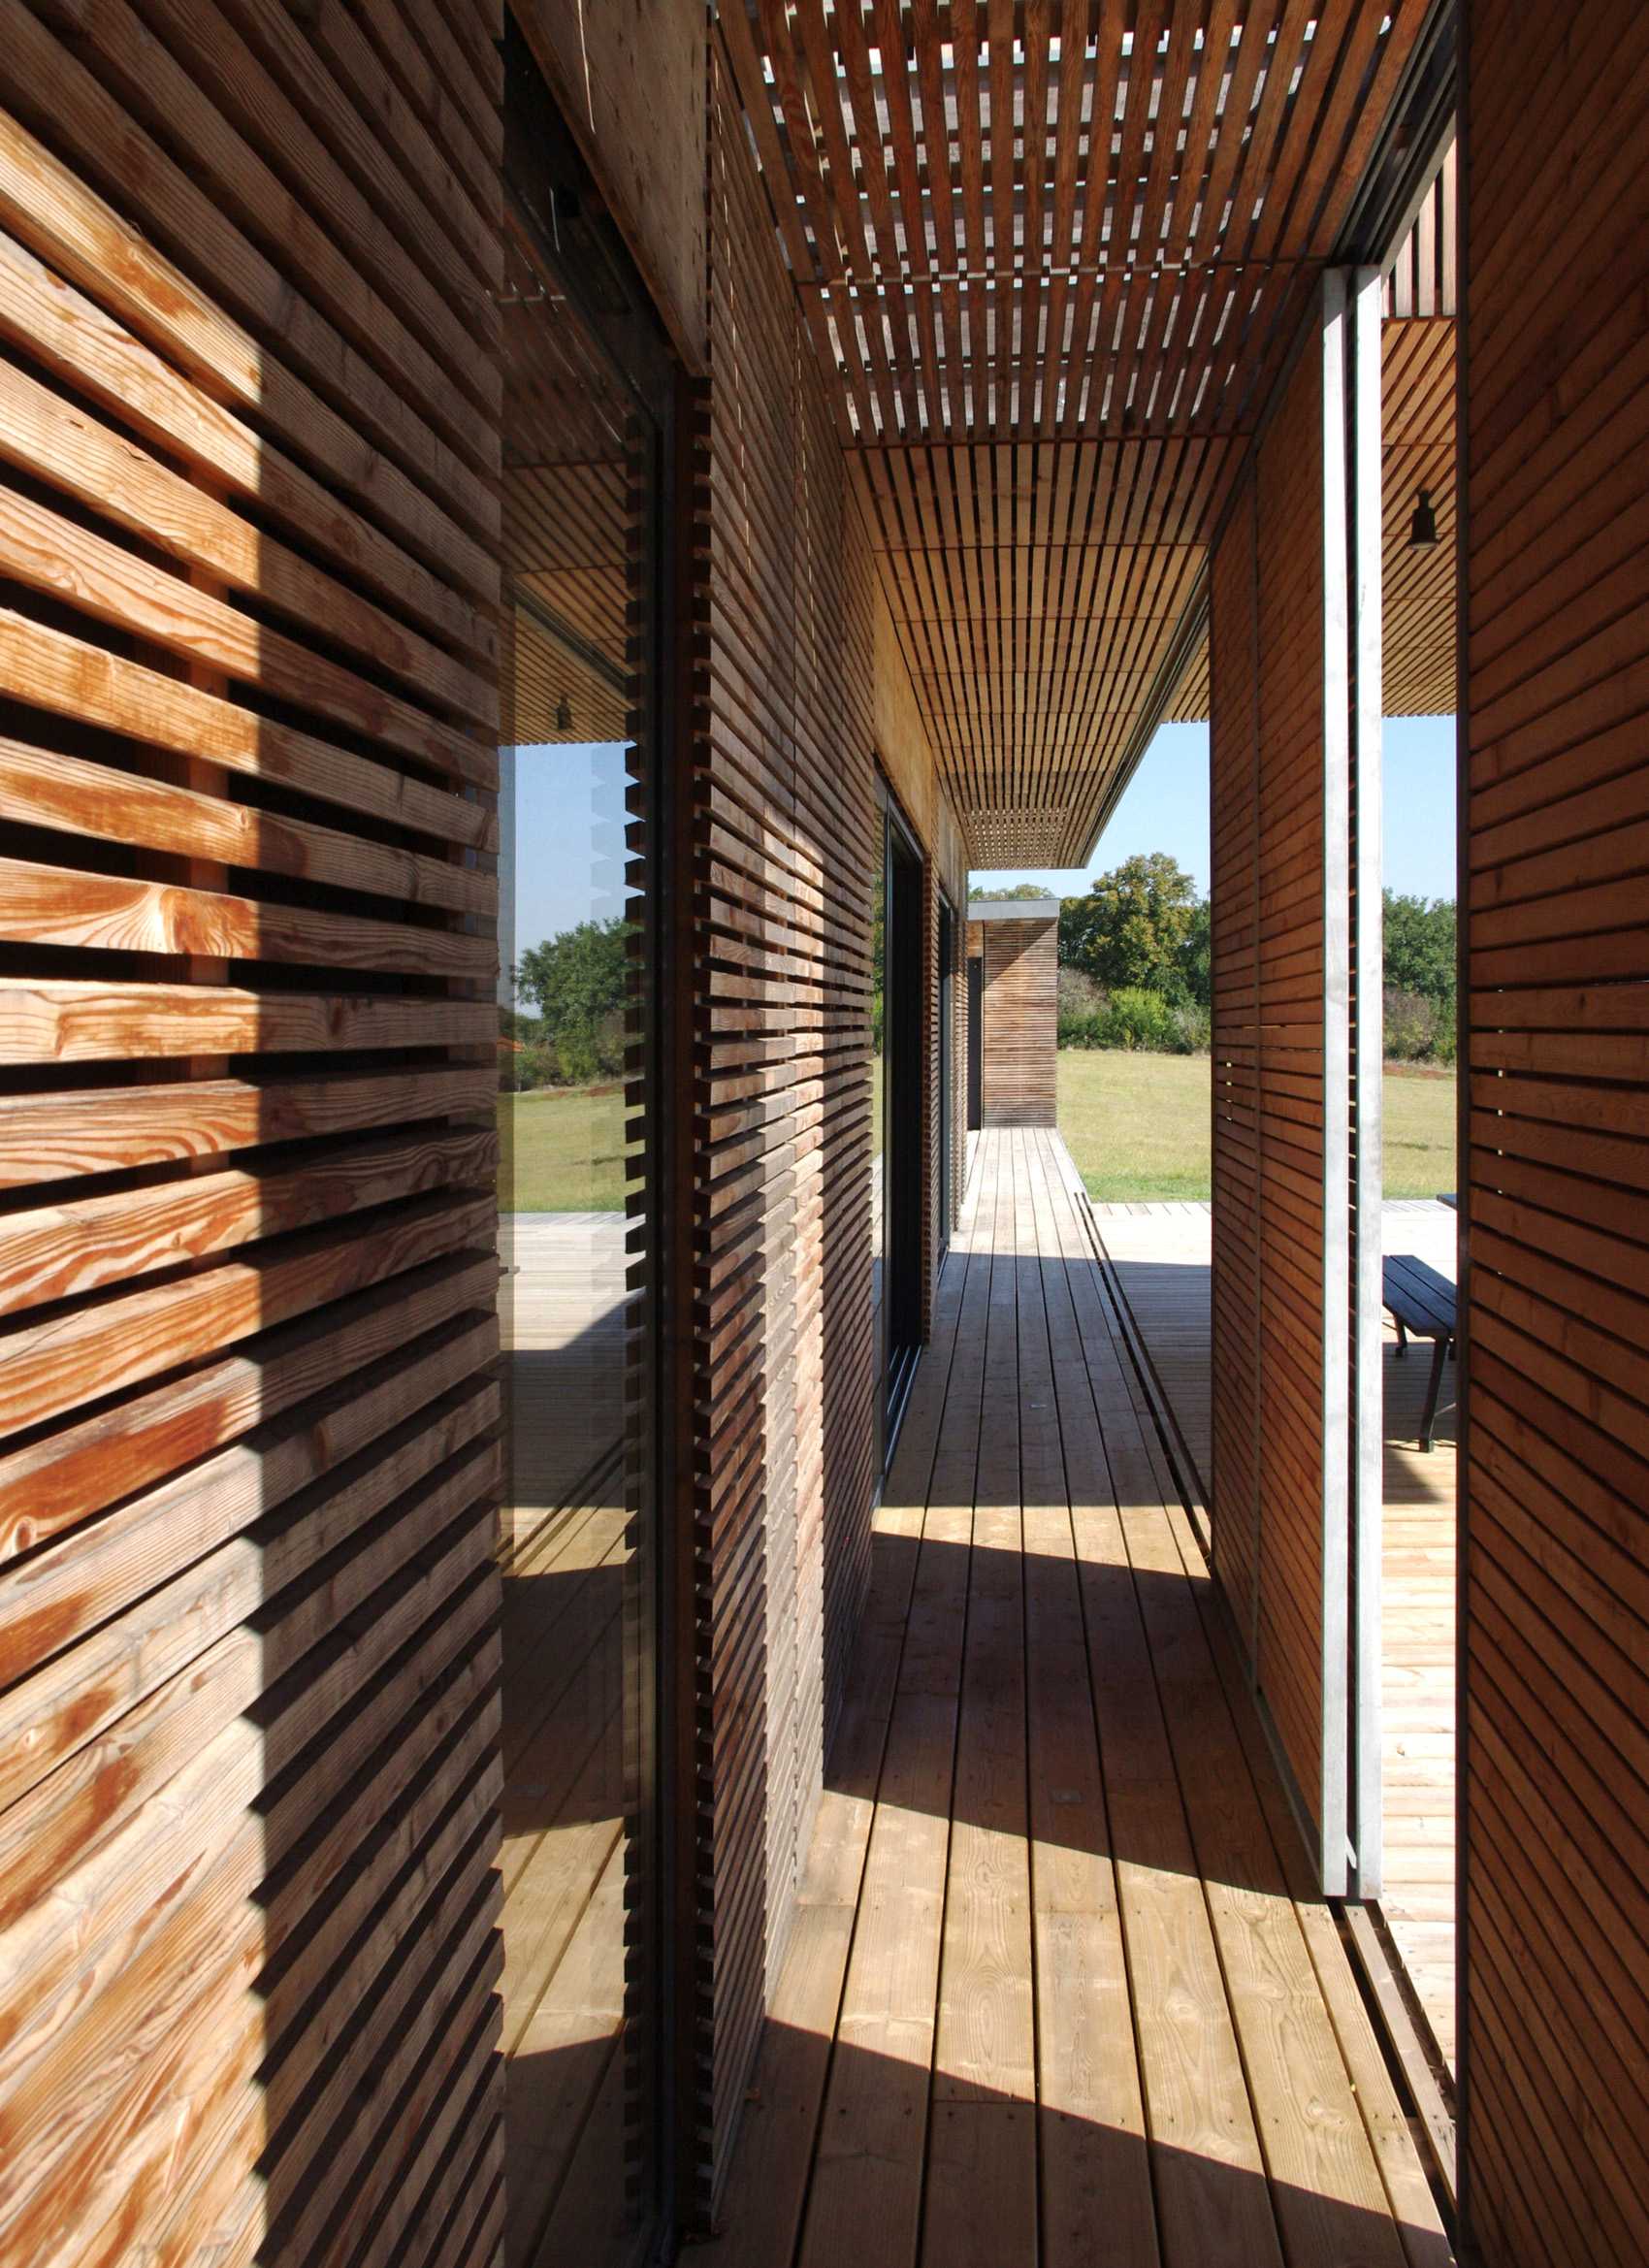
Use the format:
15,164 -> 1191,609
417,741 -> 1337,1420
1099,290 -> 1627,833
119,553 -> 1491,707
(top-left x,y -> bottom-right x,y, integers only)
703,1131 -> 1451,2268
1092,1200 -> 1458,2073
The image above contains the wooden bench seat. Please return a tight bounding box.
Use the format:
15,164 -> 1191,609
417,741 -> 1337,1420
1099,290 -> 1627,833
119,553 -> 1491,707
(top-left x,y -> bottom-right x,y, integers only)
1383,1254 -> 1457,1452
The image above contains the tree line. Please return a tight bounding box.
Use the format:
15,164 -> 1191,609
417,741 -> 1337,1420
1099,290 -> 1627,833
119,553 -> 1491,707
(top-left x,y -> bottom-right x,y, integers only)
980,853 -> 1456,1061
503,857 -> 1458,1092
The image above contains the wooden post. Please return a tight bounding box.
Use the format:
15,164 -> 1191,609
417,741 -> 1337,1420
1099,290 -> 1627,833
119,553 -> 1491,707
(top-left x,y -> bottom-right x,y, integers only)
1349,263 -> 1385,1900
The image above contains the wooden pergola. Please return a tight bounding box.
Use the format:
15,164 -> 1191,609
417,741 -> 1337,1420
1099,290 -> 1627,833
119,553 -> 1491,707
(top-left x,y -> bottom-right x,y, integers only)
0,5 -> 1641,2266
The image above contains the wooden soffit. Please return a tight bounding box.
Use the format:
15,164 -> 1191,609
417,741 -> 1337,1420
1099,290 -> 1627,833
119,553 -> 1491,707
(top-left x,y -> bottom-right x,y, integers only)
719,1 -> 1437,864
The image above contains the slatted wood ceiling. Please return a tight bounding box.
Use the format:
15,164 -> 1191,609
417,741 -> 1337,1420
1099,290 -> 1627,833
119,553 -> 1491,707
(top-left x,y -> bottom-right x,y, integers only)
853,433 -> 1237,863
1385,142 -> 1457,321
500,208 -> 633,745
1208,329 -> 1329,1838
694,35 -> 964,2216
1462,6 -> 1649,2261
718,0 -> 1435,865
0,4 -> 506,2266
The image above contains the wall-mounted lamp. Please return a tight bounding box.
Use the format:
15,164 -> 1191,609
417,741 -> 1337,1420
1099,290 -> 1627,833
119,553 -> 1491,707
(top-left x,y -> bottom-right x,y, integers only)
1408,487 -> 1439,548
556,693 -> 572,731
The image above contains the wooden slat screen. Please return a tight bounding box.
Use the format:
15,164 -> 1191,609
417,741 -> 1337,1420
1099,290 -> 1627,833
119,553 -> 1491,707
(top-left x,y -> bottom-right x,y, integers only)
694,41 -> 879,2218
1209,330 -> 1331,1843
0,5 -> 506,2266
1210,481 -> 1263,1656
694,37 -> 968,2214
978,919 -> 1058,1129
1169,309 -> 1456,730
1462,6 -> 1649,2259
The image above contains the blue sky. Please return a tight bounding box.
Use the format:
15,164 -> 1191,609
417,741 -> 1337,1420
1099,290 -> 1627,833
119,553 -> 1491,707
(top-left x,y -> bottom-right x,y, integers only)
501,740 -> 632,997
970,715 -> 1458,903
502,715 -> 1458,980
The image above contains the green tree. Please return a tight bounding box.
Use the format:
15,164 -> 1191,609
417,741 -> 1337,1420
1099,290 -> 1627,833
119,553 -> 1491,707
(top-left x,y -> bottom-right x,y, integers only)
514,916 -> 629,1085
1382,891 -> 1456,1011
971,882 -> 1054,900
1180,897 -> 1212,1011
1059,853 -> 1204,1004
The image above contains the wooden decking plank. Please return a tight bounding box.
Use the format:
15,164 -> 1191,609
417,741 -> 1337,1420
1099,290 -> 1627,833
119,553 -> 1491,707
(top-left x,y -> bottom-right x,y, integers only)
924,1136 -> 1037,2267
1090,1185 -> 1459,2072
796,1142 -> 1002,2268
1020,1130 -> 1161,2268
708,1132 -> 1441,2268
694,1150 -> 992,2266
1034,1134 -> 1286,2268
1118,1457 -> 1410,2266
503,1834 -> 626,2265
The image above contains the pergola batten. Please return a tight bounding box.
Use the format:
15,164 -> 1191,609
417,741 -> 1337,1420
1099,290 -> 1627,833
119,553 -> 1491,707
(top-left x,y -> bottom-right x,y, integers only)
720,0 -> 1442,862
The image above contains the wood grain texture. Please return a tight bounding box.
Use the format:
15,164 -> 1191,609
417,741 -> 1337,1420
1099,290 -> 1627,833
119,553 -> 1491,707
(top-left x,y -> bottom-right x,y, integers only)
0,7 -> 505,2265
699,1130 -> 1448,2268
977,917 -> 1057,1128
714,2 -> 1435,864
693,39 -> 966,2219
513,0 -> 708,374
1462,8 -> 1649,2261
1209,329 -> 1332,1851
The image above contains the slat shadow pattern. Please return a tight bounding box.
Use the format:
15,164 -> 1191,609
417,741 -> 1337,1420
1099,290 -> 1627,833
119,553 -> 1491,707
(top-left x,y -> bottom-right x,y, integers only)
0,5 -> 507,2263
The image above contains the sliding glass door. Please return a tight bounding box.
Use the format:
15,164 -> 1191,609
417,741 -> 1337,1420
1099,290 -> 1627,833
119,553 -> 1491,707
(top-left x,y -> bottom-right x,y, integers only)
495,29 -> 677,2263
876,786 -> 925,1453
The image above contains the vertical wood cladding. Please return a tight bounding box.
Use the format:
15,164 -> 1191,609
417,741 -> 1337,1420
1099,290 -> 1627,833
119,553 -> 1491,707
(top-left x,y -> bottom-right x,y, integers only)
1209,333 -> 1330,1841
695,40 -> 965,2214
1462,8 -> 1649,2260
0,6 -> 506,2266
978,919 -> 1059,1127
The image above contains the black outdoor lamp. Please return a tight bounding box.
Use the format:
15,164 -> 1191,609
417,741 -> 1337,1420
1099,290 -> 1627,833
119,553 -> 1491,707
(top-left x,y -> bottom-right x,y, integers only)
556,692 -> 572,731
1408,487 -> 1439,547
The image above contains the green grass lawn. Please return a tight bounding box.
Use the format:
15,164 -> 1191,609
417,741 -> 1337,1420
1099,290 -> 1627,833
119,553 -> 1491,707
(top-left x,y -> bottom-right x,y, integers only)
502,1053 -> 1456,1211
1057,1050 -> 1456,1203
500,1084 -> 628,1211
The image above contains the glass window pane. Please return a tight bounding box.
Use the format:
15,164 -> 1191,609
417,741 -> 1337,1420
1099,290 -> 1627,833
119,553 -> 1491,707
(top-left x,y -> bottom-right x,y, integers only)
496,184 -> 662,2268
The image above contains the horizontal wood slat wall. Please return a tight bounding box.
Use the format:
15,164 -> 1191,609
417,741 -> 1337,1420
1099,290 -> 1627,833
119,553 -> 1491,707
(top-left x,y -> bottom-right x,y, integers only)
975,918 -> 1058,1128
1462,7 -> 1649,2260
0,5 -> 506,2266
1210,480 -> 1263,1660
1210,324 -> 1332,1853
695,36 -> 966,2217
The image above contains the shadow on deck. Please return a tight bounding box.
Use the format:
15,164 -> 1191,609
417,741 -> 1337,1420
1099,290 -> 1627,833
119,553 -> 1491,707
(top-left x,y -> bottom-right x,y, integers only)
695,1130 -> 1453,2268
1092,1196 -> 1458,2078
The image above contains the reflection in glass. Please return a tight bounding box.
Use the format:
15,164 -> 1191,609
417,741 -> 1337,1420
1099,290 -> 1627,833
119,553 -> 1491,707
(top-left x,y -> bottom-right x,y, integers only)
495,185 -> 660,2267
